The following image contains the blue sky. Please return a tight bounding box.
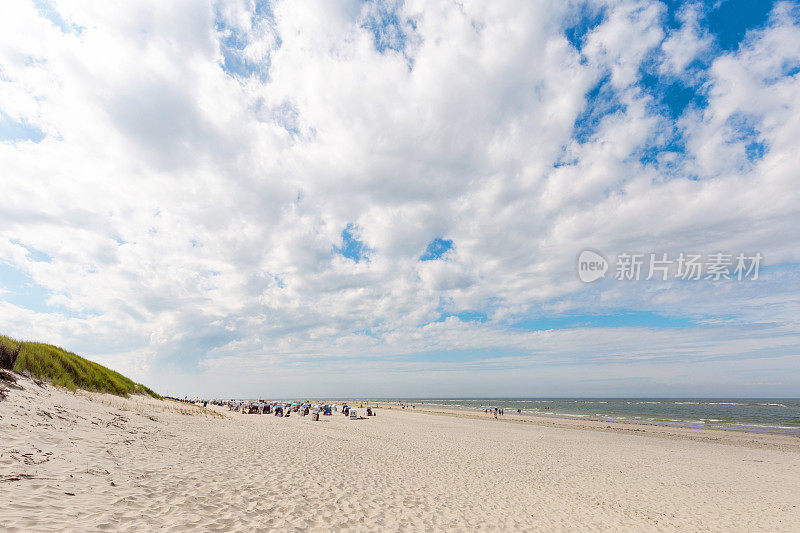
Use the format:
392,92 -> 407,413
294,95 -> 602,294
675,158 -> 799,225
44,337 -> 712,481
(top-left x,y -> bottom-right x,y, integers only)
1,0 -> 800,397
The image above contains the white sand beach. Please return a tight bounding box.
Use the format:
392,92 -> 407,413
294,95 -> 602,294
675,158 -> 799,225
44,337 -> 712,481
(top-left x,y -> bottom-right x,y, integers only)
2,378 -> 799,532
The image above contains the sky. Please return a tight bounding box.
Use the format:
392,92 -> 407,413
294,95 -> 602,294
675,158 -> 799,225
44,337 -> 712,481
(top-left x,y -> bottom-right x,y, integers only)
1,0 -> 800,398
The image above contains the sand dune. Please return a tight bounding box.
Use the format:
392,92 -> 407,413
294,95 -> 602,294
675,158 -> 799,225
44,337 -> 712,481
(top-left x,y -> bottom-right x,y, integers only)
2,377 -> 799,532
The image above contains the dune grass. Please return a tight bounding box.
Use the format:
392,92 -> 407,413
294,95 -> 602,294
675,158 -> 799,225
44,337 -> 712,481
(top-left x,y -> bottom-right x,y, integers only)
0,335 -> 160,399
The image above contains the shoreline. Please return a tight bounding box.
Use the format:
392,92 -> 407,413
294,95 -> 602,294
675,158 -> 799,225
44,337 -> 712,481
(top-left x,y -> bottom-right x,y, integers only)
223,397 -> 800,438
374,402 -> 800,452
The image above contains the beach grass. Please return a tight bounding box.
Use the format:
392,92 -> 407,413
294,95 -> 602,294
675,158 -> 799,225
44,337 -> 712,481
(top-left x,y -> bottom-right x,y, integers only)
0,334 -> 160,398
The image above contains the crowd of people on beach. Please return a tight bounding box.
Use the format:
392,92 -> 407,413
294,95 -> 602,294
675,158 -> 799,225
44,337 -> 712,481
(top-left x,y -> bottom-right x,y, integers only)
485,407 -> 505,419
222,401 -> 376,420
165,396 -> 382,420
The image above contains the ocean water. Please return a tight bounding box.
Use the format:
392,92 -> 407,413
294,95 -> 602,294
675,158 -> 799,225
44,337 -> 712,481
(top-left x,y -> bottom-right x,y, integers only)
378,398 -> 800,435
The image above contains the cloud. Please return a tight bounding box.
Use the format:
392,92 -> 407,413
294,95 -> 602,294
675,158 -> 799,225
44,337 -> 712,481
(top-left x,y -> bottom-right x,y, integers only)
1,0 -> 799,396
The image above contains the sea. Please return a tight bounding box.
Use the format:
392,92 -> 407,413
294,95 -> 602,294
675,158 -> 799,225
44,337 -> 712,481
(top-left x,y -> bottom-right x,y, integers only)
372,398 -> 800,436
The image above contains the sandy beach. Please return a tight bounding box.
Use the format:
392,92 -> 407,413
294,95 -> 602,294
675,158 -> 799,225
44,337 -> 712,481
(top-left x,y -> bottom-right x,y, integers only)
2,378 -> 799,532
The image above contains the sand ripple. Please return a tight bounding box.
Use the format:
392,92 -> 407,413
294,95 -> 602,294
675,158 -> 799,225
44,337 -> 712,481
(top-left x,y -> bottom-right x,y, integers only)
2,380 -> 799,532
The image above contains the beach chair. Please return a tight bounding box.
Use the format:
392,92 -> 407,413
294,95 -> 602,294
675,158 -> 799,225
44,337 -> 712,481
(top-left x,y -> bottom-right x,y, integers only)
349,409 -> 358,420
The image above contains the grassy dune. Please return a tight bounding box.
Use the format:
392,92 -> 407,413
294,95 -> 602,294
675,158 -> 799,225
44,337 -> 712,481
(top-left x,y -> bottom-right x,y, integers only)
0,335 -> 159,398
